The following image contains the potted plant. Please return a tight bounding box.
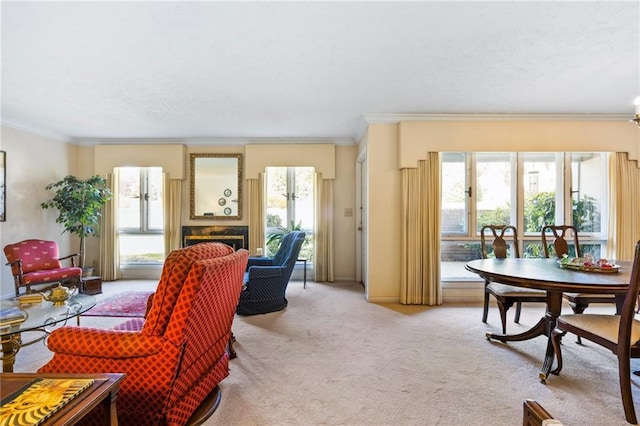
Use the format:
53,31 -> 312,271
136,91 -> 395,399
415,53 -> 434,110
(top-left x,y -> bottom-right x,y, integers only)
266,220 -> 310,258
41,175 -> 112,274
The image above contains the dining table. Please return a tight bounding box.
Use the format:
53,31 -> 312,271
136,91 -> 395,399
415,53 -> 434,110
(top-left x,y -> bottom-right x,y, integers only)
465,257 -> 633,382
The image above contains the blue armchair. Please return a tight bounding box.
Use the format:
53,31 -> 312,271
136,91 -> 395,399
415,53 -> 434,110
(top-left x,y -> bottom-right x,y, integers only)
237,231 -> 306,315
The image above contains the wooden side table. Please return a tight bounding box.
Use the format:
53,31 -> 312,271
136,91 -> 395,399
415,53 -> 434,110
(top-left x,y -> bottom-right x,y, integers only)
0,372 -> 125,425
80,276 -> 102,295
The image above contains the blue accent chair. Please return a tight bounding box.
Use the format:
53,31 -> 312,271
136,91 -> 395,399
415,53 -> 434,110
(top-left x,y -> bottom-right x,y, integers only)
236,231 -> 306,316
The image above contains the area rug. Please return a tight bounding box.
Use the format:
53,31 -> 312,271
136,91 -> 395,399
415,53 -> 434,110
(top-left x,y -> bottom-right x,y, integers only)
82,291 -> 153,317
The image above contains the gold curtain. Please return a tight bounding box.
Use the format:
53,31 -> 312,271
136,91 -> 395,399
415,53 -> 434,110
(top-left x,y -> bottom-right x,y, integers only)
163,174 -> 182,254
248,174 -> 265,255
400,153 -> 442,305
608,152 -> 640,261
99,170 -> 120,281
314,173 -> 334,282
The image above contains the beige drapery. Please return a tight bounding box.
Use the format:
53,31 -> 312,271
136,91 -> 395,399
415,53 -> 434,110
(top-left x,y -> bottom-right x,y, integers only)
400,153 -> 442,305
314,173 -> 334,282
247,174 -> 265,255
608,152 -> 640,261
163,174 -> 183,254
99,171 -> 120,281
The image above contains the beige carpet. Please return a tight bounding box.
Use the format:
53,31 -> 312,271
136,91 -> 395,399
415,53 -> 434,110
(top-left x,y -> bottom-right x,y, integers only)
11,279 -> 640,425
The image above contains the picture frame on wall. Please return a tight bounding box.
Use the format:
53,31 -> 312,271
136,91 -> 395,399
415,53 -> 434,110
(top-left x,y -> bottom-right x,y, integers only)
0,151 -> 5,222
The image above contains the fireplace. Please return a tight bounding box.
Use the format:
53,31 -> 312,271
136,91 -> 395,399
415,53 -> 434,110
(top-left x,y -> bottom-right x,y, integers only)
181,226 -> 249,251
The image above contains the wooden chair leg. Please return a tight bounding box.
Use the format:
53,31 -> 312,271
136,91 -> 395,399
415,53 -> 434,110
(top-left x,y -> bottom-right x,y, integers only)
497,300 -> 510,334
568,302 -> 588,344
618,355 -> 638,424
550,328 -> 564,376
514,302 -> 522,324
482,282 -> 490,323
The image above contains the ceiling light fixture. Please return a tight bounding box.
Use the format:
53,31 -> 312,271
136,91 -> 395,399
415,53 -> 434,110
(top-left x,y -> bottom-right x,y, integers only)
632,96 -> 640,127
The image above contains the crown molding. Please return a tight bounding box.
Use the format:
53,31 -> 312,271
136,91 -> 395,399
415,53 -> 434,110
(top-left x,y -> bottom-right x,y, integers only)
1,119 -> 70,142
1,120 -> 357,146
363,113 -> 632,123
75,136 -> 356,147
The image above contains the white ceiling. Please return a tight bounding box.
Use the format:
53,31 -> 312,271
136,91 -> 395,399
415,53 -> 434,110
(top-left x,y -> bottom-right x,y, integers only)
1,1 -> 639,144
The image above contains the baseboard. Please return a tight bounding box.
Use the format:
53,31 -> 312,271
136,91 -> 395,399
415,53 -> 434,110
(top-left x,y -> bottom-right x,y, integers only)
120,265 -> 162,280
442,280 -> 484,303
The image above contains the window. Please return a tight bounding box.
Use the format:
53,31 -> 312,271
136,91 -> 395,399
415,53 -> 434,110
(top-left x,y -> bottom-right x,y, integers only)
118,167 -> 165,265
265,167 -> 314,260
476,152 -> 514,230
441,152 -> 609,278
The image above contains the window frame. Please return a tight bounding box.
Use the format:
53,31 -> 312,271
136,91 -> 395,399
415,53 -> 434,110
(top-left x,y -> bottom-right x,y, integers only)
441,152 -> 609,260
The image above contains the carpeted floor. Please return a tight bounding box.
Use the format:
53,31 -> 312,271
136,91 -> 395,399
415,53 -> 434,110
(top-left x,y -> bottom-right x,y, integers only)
81,291 -> 153,317
11,279 -> 640,425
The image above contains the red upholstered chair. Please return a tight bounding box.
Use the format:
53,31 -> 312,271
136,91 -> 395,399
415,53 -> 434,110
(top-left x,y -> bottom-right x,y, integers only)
3,239 -> 81,296
38,243 -> 249,426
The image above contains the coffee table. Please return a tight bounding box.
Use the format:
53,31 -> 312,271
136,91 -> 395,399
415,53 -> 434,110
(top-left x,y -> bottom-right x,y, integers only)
1,372 -> 124,425
0,294 -> 96,372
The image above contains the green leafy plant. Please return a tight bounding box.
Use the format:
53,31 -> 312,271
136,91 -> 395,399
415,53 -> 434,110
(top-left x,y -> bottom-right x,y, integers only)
266,220 -> 303,252
524,191 -> 600,233
522,191 -> 600,257
265,220 -> 312,258
41,175 -> 112,268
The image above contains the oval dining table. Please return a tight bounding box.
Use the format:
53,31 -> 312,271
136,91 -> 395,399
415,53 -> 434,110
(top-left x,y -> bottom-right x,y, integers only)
465,258 -> 633,382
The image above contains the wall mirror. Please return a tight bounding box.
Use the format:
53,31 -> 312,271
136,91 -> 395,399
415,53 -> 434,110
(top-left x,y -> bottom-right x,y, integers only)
190,153 -> 242,220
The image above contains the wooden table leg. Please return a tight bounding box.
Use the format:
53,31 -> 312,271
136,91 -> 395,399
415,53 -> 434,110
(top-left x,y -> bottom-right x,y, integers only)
539,291 -> 563,383
485,291 -> 563,383
101,386 -> 121,426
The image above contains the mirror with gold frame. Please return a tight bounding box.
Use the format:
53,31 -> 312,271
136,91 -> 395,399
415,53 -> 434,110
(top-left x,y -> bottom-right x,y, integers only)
190,153 -> 242,220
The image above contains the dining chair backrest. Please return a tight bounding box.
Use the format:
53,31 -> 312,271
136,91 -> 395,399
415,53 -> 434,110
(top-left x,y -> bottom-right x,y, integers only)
549,240 -> 640,424
542,225 -> 581,258
617,241 -> 640,355
480,225 -> 520,259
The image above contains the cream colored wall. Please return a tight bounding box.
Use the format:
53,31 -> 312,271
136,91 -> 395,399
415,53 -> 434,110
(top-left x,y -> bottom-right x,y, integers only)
94,144 -> 186,179
88,143 -> 357,280
364,119 -> 640,303
0,136 -> 358,296
245,144 -> 336,179
333,146 -> 357,280
364,123 -> 402,302
4,120 -> 635,301
192,143 -> 355,280
0,126 -> 78,298
399,120 -> 640,166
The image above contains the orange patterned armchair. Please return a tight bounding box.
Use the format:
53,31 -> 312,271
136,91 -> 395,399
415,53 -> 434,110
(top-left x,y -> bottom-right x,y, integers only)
3,239 -> 82,296
38,243 -> 249,425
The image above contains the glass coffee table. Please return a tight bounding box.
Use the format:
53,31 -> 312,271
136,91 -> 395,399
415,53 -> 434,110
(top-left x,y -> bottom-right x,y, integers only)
0,294 -> 96,372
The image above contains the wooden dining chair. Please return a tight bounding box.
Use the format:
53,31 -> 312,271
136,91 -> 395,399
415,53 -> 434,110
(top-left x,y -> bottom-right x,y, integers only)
481,225 -> 546,333
542,225 -> 581,259
550,240 -> 640,425
542,225 -> 617,320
